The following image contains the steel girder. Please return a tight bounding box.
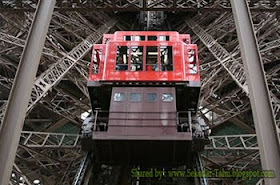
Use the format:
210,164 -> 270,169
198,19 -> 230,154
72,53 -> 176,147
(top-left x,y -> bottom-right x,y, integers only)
0,2 -> 280,184
0,60 -> 89,126
186,12 -> 280,132
19,131 -> 259,151
13,131 -> 263,184
0,18 -> 117,124
0,10 -> 120,184
1,0 -> 280,12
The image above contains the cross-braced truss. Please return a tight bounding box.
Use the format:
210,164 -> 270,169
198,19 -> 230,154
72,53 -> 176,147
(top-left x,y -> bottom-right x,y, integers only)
1,1 -> 280,184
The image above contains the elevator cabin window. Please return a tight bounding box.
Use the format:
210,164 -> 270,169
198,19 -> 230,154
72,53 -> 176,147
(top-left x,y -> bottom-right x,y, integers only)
147,93 -> 157,102
131,46 -> 143,71
162,93 -> 174,102
159,36 -> 170,41
130,93 -> 141,102
160,46 -> 173,71
148,36 -> 157,41
135,36 -> 145,41
188,49 -> 197,74
116,46 -> 129,71
146,46 -> 158,71
123,36 -> 132,41
116,46 -> 173,71
114,93 -> 125,102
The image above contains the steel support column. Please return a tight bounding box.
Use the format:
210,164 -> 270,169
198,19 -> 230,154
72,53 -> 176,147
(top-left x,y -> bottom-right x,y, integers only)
230,0 -> 280,184
0,0 -> 55,184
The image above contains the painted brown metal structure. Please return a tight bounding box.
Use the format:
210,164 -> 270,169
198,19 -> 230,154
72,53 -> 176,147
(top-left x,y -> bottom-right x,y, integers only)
92,87 -> 193,164
85,31 -> 202,165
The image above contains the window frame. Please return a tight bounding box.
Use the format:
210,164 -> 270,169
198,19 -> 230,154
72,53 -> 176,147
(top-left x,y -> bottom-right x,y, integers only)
162,93 -> 174,102
114,44 -> 174,72
129,93 -> 141,102
147,36 -> 157,41
130,46 -> 144,71
159,35 -> 170,41
115,46 -> 130,71
113,92 -> 126,102
146,93 -> 158,102
160,46 -> 173,71
134,35 -> 145,41
123,35 -> 133,41
146,46 -> 159,71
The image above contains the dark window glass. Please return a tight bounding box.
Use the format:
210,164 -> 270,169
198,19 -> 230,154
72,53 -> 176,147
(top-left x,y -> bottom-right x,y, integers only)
148,36 -> 157,41
123,36 -> 132,41
160,46 -> 173,71
147,93 -> 157,102
146,46 -> 158,71
159,36 -> 170,41
131,46 -> 143,71
92,49 -> 102,74
183,38 -> 189,44
130,93 -> 141,102
188,49 -> 197,74
162,93 -> 174,102
116,46 -> 129,71
135,36 -> 145,41
114,93 -> 125,102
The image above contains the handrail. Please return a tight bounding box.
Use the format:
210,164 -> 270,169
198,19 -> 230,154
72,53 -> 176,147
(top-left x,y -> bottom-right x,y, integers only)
91,110 -> 193,131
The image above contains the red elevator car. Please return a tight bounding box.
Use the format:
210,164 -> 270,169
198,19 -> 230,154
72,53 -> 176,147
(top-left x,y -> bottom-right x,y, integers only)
82,31 -> 202,165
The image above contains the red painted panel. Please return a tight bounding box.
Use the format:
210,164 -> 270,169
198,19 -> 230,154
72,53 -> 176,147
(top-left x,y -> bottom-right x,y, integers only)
89,31 -> 200,84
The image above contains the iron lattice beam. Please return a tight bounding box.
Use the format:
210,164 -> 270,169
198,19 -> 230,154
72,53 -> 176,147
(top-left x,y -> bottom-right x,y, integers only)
1,0 -> 280,12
